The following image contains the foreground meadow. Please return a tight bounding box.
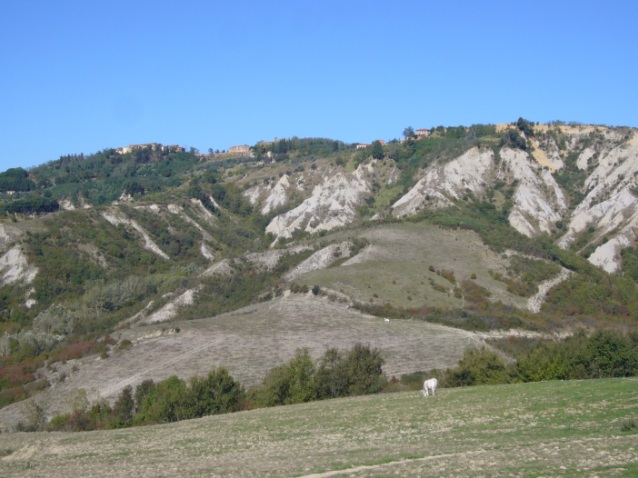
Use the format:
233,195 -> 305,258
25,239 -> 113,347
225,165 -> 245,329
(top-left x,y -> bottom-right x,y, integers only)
1,378 -> 636,477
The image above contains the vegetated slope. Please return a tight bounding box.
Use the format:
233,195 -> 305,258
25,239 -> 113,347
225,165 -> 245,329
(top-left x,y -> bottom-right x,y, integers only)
290,222 -> 528,310
0,378 -> 635,477
2,122 -> 638,423
3,122 -> 638,328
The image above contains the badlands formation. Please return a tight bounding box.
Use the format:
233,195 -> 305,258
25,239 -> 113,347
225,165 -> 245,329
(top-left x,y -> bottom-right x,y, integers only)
247,125 -> 638,274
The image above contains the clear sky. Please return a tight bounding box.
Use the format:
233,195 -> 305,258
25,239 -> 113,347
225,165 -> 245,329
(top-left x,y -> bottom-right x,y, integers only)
1,0 -> 637,172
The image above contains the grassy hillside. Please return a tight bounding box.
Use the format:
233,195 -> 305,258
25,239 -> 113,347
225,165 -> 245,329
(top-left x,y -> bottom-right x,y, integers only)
0,378 -> 635,477
293,222 -> 527,310
2,125 -> 638,417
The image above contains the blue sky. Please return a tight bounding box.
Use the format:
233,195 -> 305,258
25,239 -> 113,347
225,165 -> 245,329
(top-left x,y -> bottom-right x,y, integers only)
1,1 -> 637,172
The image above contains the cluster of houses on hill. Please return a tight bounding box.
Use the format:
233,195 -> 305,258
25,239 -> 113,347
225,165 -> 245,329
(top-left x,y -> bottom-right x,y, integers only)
114,143 -> 185,155
227,145 -> 252,155
115,127 -> 433,160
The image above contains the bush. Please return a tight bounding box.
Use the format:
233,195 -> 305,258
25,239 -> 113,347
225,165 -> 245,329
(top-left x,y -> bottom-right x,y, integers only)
446,347 -> 511,386
250,344 -> 387,407
315,348 -> 349,399
134,375 -> 188,424
47,367 -> 246,432
342,343 -> 387,395
184,368 -> 245,417
516,117 -> 535,137
515,330 -> 638,381
112,385 -> 134,427
251,348 -> 317,407
620,419 -> 637,432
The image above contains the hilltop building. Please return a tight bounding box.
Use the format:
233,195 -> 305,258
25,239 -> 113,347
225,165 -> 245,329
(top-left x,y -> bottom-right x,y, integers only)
227,145 -> 252,155
115,143 -> 185,154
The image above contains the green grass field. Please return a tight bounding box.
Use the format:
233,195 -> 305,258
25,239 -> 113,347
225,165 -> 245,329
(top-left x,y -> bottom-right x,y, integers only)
1,378 -> 636,477
297,223 -> 528,310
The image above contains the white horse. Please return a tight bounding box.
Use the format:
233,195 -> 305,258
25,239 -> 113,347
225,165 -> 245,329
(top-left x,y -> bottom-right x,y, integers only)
421,378 -> 438,397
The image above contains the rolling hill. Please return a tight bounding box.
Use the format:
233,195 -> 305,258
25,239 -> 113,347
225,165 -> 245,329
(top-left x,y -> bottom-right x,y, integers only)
1,121 -> 638,425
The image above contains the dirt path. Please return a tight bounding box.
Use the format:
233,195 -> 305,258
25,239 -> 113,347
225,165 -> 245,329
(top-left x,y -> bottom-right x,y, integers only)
298,449 -> 489,478
527,268 -> 571,313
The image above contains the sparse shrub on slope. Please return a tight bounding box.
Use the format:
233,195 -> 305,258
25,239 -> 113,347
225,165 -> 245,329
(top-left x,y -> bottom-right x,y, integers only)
500,256 -> 562,297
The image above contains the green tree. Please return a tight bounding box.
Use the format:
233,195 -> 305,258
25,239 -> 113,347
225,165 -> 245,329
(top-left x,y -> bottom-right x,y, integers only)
112,385 -> 135,427
286,348 -> 317,403
370,140 -> 384,160
0,167 -> 35,192
315,348 -> 348,399
516,117 -> 535,137
254,363 -> 293,407
403,126 -> 416,140
586,330 -> 637,378
134,376 -> 188,424
448,347 -> 511,386
185,367 -> 245,417
343,343 -> 386,395
516,342 -> 568,382
253,348 -> 317,406
506,130 -> 527,150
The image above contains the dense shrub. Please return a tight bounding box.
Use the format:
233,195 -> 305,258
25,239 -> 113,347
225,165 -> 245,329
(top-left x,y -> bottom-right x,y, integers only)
0,168 -> 35,192
516,117 -> 535,137
1,196 -> 59,215
446,348 -> 512,386
516,330 -> 638,381
184,368 -> 245,417
442,330 -> 638,388
249,344 -> 387,407
48,367 -> 245,431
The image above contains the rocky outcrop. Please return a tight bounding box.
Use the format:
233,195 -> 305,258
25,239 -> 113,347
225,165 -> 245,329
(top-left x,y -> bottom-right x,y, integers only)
391,146 -> 568,238
265,163 -> 376,242
0,245 -> 38,286
244,173 -> 300,215
393,147 -> 495,216
498,147 -> 567,237
557,133 -> 638,272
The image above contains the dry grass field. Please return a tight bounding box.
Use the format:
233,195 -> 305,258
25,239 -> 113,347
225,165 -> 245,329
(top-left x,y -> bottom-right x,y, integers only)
1,378 -> 635,477
0,294 -> 488,430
